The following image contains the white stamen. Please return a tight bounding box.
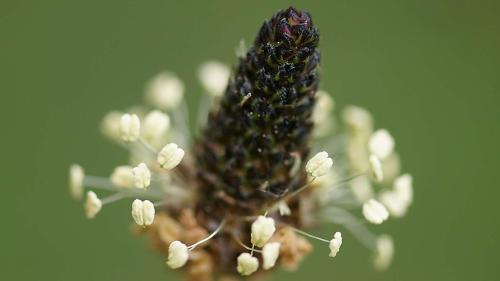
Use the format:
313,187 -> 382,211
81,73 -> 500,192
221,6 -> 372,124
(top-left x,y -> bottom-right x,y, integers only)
379,173 -> 413,218
100,111 -> 123,141
236,253 -> 259,276
132,163 -> 151,189
120,114 -> 141,142
157,143 -> 185,170
142,110 -> 170,143
379,190 -> 409,218
146,72 -> 184,110
131,199 -> 155,227
369,129 -> 395,160
251,216 -> 276,247
373,235 -> 394,271
262,242 -> 280,270
305,151 -> 333,178
350,176 -> 374,203
84,191 -> 102,219
329,232 -> 342,258
198,61 -> 230,97
394,173 -> 413,205
110,166 -> 134,188
69,164 -> 84,200
381,152 -> 401,182
369,154 -> 384,182
342,105 -> 373,132
363,199 -> 389,224
166,241 -> 189,269
312,91 -> 334,136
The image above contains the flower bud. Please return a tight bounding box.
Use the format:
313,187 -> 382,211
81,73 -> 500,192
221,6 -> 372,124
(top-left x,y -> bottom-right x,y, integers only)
131,199 -> 155,227
157,143 -> 185,170
132,163 -> 151,188
305,151 -> 333,178
236,253 -> 259,276
251,216 -> 276,247
166,241 -> 189,269
120,114 -> 141,142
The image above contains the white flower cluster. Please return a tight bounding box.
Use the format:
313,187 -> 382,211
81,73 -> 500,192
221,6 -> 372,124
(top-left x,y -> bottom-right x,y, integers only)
68,69 -> 189,224
235,216 -> 280,276
69,65 -> 413,276
309,101 -> 414,270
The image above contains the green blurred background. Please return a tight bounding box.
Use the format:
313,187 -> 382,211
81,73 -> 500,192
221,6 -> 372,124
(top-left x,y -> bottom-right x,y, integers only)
1,0 -> 499,280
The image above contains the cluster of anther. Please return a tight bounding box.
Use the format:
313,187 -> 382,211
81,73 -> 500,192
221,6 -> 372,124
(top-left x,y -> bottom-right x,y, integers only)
196,7 -> 321,215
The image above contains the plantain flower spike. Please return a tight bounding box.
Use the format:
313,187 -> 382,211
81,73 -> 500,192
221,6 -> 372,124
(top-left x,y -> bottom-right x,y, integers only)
69,6 -> 413,281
